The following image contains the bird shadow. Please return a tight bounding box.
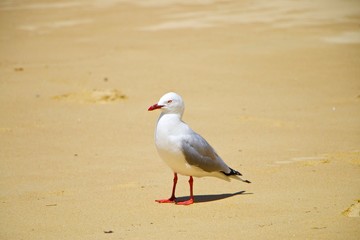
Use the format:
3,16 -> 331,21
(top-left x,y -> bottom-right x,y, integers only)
176,190 -> 252,204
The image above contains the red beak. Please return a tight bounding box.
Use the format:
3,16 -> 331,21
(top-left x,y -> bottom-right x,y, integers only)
148,103 -> 164,111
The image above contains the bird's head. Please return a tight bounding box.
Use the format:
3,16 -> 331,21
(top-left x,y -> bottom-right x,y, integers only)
148,92 -> 184,115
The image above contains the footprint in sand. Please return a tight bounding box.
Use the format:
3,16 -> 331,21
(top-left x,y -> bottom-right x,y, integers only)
342,200 -> 360,217
52,89 -> 127,104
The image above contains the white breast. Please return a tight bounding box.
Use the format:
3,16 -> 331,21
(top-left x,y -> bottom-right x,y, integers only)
155,113 -> 194,175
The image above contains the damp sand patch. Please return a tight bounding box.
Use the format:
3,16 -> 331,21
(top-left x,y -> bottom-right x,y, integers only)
276,151 -> 360,166
275,156 -> 330,165
52,89 -> 127,104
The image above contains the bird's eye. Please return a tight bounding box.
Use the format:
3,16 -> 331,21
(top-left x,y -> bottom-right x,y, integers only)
167,100 -> 173,103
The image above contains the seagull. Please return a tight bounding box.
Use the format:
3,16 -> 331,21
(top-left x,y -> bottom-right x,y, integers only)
148,92 -> 250,205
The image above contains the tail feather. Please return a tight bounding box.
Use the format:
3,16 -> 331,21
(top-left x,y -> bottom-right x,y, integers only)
221,168 -> 251,183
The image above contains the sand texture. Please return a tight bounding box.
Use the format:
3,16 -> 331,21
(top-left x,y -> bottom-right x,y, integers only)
0,0 -> 359,239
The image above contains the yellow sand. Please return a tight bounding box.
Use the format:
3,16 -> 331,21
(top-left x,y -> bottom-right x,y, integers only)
0,1 -> 359,239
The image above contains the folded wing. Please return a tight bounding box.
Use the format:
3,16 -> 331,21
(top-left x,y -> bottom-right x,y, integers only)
181,133 -> 230,174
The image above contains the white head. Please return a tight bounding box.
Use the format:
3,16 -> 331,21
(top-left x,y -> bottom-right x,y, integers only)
148,92 -> 185,116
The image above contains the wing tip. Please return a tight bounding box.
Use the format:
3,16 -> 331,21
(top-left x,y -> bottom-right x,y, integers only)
222,168 -> 242,176
221,168 -> 251,183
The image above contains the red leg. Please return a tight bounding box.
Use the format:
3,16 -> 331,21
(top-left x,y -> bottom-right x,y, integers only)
176,176 -> 194,205
156,173 -> 178,203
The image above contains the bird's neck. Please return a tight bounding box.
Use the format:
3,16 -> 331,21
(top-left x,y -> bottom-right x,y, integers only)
158,112 -> 182,125
156,112 -> 183,136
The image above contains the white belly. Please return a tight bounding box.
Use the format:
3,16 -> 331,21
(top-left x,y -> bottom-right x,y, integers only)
157,147 -> 215,177
156,144 -> 189,174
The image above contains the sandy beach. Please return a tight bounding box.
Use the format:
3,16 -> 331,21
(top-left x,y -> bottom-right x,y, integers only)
0,0 -> 359,239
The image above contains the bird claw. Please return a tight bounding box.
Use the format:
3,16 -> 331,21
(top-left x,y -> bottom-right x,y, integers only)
155,197 -> 194,205
175,198 -> 194,205
155,197 -> 176,203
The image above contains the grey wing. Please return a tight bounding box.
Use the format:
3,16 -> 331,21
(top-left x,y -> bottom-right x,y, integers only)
181,133 -> 230,173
